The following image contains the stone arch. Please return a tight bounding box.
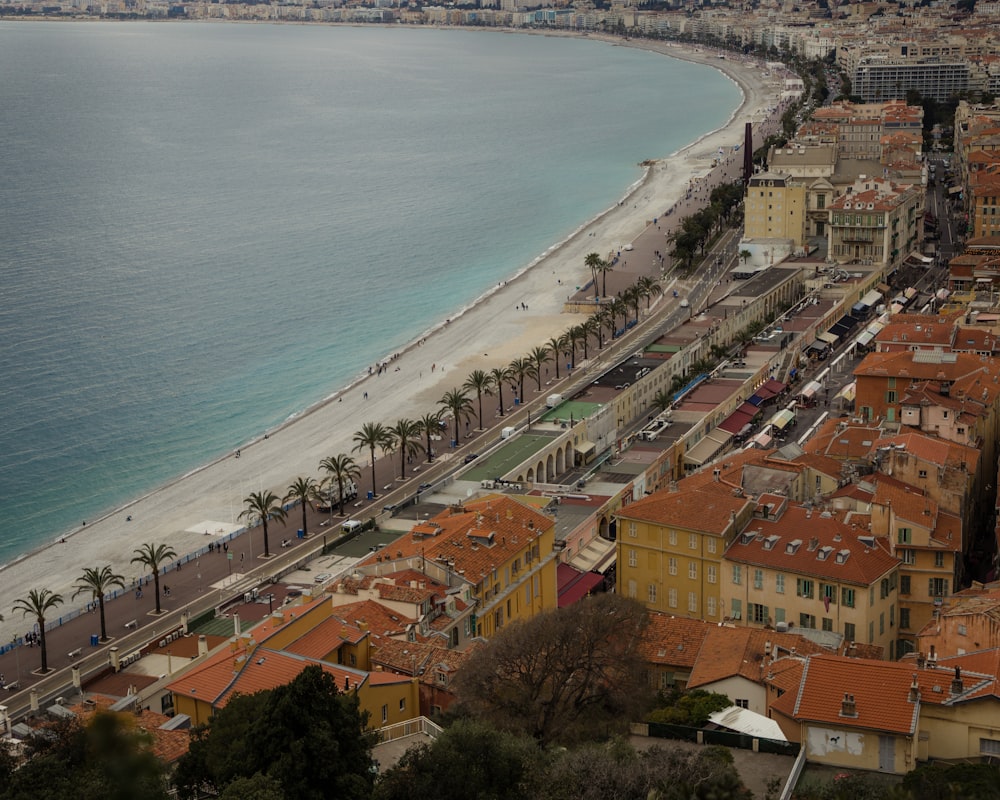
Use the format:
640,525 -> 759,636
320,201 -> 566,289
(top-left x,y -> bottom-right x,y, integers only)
546,453 -> 555,482
536,460 -> 546,484
556,446 -> 565,474
526,466 -> 535,483
599,515 -> 610,538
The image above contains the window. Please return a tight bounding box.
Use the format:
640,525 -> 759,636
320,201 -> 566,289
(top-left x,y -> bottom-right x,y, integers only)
799,613 -> 816,629
668,588 -> 678,608
841,587 -> 855,608
821,583 -> 837,605
880,612 -> 885,635
754,569 -> 764,590
796,578 -> 814,598
958,624 -> 968,636
918,469 -> 928,479
900,575 -> 911,595
869,621 -> 875,643
707,565 -> 717,584
731,599 -> 742,619
689,533 -> 698,550
628,522 -> 637,538
929,578 -> 949,597
886,390 -> 897,403
707,538 -> 717,554
381,704 -> 388,723
900,607 -> 910,629
707,596 -> 717,616
627,579 -> 637,599
890,604 -> 895,627
935,552 -> 945,568
648,583 -> 657,603
688,562 -> 697,580
775,573 -> 785,594
735,699 -> 749,709
399,698 -> 406,711
688,592 -> 697,612
981,739 -> 1000,756
897,528 -> 912,544
749,603 -> 768,624
628,549 -> 637,568
668,530 -> 677,546
900,549 -> 915,565
822,617 -> 833,632
668,557 -> 677,575
880,578 -> 891,599
732,565 -> 742,585
844,622 -> 856,642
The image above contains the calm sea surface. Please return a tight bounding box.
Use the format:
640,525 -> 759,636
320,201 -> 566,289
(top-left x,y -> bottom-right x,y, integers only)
0,21 -> 739,565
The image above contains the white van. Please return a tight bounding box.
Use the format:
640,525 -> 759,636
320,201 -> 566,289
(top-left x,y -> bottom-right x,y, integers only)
341,520 -> 363,535
679,298 -> 690,308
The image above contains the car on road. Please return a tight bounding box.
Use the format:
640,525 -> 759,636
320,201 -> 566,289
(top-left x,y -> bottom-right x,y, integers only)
464,453 -> 479,463
314,572 -> 333,584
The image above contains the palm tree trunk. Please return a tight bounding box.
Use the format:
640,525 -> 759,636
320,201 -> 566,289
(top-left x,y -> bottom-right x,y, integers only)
497,384 -> 505,416
301,504 -> 308,538
369,446 -> 377,496
99,598 -> 108,641
153,572 -> 163,614
338,477 -> 347,517
262,518 -> 271,558
40,627 -> 48,673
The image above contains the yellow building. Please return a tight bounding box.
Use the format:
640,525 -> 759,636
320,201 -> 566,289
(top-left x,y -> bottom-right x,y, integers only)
356,495 -> 558,639
168,596 -> 418,729
743,172 -> 809,247
615,484 -> 754,621
721,495 -> 900,657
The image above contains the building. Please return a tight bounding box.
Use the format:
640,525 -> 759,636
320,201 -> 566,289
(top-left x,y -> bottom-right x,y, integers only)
744,171 -> 809,248
826,176 -> 923,271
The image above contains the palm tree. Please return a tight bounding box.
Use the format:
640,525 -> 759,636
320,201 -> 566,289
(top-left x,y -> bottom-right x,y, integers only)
438,388 -> 474,450
12,588 -> 63,674
652,389 -> 673,413
130,542 -> 179,615
353,422 -> 392,498
528,345 -> 551,391
609,298 -> 628,336
488,366 -> 513,417
319,454 -> 361,517
73,565 -> 125,642
599,259 -> 614,297
623,285 -> 642,325
388,418 -> 424,480
565,327 -> 581,370
545,336 -> 566,380
599,306 -> 617,344
239,490 -> 287,559
636,275 -> 664,310
284,476 -> 319,539
590,312 -> 606,350
740,249 -> 752,265
463,369 -> 494,431
417,411 -> 443,463
575,322 -> 591,361
508,357 -> 536,404
584,252 -> 603,298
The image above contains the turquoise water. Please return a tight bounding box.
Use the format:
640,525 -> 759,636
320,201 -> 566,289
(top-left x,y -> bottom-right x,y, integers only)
0,22 -> 740,565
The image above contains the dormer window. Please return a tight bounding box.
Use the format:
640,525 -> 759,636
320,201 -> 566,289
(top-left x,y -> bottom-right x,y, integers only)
785,539 -> 802,555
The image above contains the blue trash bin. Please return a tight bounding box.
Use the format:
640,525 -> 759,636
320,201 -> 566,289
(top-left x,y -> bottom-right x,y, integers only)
514,398 -> 520,406
90,634 -> 99,647
297,529 -> 304,539
367,491 -> 374,500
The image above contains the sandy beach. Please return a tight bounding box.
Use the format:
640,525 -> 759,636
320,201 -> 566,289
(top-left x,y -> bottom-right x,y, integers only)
0,35 -> 786,643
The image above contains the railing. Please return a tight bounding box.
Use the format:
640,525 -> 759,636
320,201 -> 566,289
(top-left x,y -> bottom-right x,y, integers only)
376,716 -> 443,744
779,745 -> 808,800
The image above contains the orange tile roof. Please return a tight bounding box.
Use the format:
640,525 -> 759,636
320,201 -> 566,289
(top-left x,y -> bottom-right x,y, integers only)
802,419 -> 886,460
688,626 -> 830,689
285,616 -> 367,660
639,613 -> 712,670
726,506 -> 898,586
329,598 -> 415,638
370,636 -> 472,681
620,486 -> 751,534
872,476 -> 938,528
74,695 -> 191,763
355,495 -> 553,581
871,431 -> 980,473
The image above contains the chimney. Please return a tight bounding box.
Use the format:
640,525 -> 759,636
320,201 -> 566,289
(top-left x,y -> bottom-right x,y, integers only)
916,651 -> 926,669
181,611 -> 190,635
71,667 -> 81,691
908,674 -> 920,702
713,468 -> 722,482
109,646 -> 121,672
344,676 -> 350,691
840,693 -> 857,717
198,635 -> 209,657
233,614 -> 241,637
951,666 -> 963,695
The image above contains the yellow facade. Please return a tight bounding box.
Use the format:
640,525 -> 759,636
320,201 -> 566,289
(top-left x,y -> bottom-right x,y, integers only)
744,175 -> 808,246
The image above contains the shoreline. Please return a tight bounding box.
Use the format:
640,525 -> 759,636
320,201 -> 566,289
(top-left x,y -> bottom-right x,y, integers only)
0,30 -> 785,641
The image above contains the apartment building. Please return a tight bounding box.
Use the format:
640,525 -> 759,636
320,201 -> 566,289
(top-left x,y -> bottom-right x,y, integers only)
743,171 -> 809,247
827,176 -> 923,270
721,496 -> 900,656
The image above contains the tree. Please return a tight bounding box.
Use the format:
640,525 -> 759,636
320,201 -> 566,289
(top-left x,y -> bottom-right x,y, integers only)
319,454 -> 361,517
488,365 -> 513,418
238,490 -> 287,559
652,389 -> 672,413
598,258 -> 614,297
130,542 -> 178,614
636,275 -> 663,310
584,252 -> 603,297
452,594 -> 651,746
564,327 -> 581,370
352,422 -> 392,498
508,357 -> 536,405
545,336 -> 566,379
387,418 -> 424,480
463,369 -> 494,431
608,297 -> 628,335
646,689 -> 732,727
623,284 -> 642,325
283,476 -> 318,539
72,565 -> 125,642
528,345 -> 551,391
174,666 -> 376,800
438,388 -> 474,450
373,719 -> 547,800
0,712 -> 169,800
416,411 -> 443,463
12,588 -> 63,674
740,248 -> 752,265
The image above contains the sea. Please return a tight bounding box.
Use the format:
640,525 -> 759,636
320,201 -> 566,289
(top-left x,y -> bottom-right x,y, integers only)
0,21 -> 740,567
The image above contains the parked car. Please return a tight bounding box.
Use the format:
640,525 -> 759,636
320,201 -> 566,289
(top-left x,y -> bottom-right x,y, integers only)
314,572 -> 333,584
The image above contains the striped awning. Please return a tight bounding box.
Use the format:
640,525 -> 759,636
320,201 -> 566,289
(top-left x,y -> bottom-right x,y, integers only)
770,409 -> 795,430
800,380 -> 823,399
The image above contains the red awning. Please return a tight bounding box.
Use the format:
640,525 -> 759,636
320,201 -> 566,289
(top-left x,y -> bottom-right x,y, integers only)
719,408 -> 756,434
557,564 -> 605,607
